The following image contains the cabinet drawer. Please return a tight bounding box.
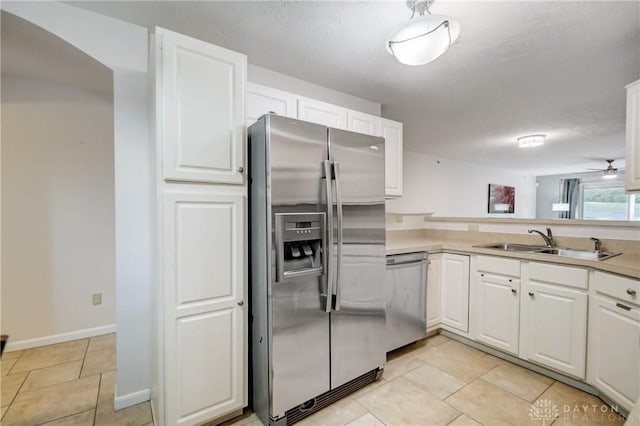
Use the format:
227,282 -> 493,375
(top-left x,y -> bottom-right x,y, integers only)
592,271 -> 640,306
528,262 -> 588,290
476,256 -> 520,277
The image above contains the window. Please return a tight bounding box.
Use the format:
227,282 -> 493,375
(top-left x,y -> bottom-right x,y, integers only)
581,183 -> 640,221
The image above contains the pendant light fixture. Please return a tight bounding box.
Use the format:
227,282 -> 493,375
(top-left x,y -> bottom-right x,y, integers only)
386,0 -> 460,66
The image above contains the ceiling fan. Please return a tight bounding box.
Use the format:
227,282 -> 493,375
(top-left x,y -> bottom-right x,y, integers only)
587,159 -> 618,179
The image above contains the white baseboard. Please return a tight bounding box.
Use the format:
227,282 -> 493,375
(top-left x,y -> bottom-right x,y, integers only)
114,388 -> 150,410
4,324 -> 116,352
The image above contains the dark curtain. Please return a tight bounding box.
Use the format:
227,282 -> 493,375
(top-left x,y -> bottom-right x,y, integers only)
560,178 -> 580,219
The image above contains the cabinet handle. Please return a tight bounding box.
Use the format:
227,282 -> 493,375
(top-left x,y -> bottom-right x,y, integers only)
238,300 -> 244,306
511,288 -> 517,294
616,302 -> 631,311
626,288 -> 637,296
528,292 -> 535,297
480,273 -> 484,277
237,166 -> 245,173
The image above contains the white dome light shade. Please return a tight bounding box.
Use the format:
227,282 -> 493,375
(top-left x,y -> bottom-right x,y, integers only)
386,14 -> 460,66
517,134 -> 546,148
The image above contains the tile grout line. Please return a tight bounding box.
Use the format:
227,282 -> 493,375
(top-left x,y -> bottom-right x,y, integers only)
366,409 -> 387,426
7,339 -> 92,376
6,371 -> 108,397
93,371 -> 103,426
6,367 -> 31,411
79,338 -> 91,378
33,409 -> 95,426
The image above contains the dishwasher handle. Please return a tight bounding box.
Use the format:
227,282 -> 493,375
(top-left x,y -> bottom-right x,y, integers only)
386,259 -> 428,268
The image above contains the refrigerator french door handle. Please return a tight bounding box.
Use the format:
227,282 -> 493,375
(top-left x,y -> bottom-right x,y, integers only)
334,161 -> 343,311
323,160 -> 334,313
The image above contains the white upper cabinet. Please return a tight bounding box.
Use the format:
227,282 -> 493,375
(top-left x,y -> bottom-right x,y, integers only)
625,79 -> 640,192
246,82 -> 297,126
297,97 -> 348,129
347,110 -> 380,136
158,27 -> 246,185
251,85 -> 403,198
381,118 -> 403,198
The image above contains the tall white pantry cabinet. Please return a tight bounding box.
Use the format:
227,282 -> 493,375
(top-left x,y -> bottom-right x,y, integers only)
155,27 -> 247,426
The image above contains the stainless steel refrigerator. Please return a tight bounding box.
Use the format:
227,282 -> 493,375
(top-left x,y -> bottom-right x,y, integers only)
249,114 -> 386,426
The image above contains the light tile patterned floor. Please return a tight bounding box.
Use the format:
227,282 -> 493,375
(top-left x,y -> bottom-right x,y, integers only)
1,333 -> 629,426
0,334 -> 152,426
229,334 -> 628,426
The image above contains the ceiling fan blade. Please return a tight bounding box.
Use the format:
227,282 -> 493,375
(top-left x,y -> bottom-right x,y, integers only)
586,168 -> 604,171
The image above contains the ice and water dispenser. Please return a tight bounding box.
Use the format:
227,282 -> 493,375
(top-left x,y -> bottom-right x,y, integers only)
275,212 -> 326,282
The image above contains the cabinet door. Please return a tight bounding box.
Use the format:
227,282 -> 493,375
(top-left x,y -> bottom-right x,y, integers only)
381,118 -> 403,198
588,294 -> 640,411
159,28 -> 246,184
474,273 -> 520,354
297,97 -> 347,129
626,80 -> 640,192
426,254 -> 442,330
347,110 -> 380,136
246,82 -> 296,127
440,254 -> 470,333
163,192 -> 246,425
522,281 -> 587,379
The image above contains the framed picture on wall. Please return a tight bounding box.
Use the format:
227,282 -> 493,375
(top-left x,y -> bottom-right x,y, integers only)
488,184 -> 515,214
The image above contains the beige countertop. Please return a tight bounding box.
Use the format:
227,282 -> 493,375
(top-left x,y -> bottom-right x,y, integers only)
386,235 -> 640,280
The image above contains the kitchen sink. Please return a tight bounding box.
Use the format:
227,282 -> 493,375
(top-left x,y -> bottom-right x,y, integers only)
475,242 -> 621,261
475,243 -> 548,252
537,247 -> 621,261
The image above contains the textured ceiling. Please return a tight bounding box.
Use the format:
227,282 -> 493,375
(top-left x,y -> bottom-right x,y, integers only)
64,2 -> 640,174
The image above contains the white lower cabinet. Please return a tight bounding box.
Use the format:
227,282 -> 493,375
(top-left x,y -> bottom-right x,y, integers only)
426,254 -> 442,330
471,256 -> 521,354
473,272 -> 520,355
440,253 -> 470,333
163,192 -> 246,425
588,272 -> 640,412
521,263 -> 588,379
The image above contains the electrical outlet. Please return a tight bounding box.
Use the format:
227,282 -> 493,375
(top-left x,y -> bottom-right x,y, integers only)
92,293 -> 102,306
468,223 -> 479,232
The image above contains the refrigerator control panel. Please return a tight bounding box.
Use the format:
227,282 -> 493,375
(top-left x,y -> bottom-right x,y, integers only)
275,212 -> 326,282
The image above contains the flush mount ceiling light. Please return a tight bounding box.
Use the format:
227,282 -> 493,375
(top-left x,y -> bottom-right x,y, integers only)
517,134 -> 545,148
386,0 -> 460,66
602,160 -> 618,179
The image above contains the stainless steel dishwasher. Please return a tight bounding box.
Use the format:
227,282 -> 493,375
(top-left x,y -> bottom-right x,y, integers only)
385,252 -> 428,352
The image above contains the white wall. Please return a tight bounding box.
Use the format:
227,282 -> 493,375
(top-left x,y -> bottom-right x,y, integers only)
1,76 -> 115,346
387,150 -> 537,218
2,1 -> 152,410
248,64 -> 381,116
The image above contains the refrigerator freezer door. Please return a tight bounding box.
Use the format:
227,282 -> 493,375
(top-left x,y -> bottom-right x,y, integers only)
266,115 -> 331,415
328,128 -> 386,388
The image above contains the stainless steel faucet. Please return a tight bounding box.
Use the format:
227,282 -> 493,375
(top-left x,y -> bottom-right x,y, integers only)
590,237 -> 602,252
528,227 -> 554,247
